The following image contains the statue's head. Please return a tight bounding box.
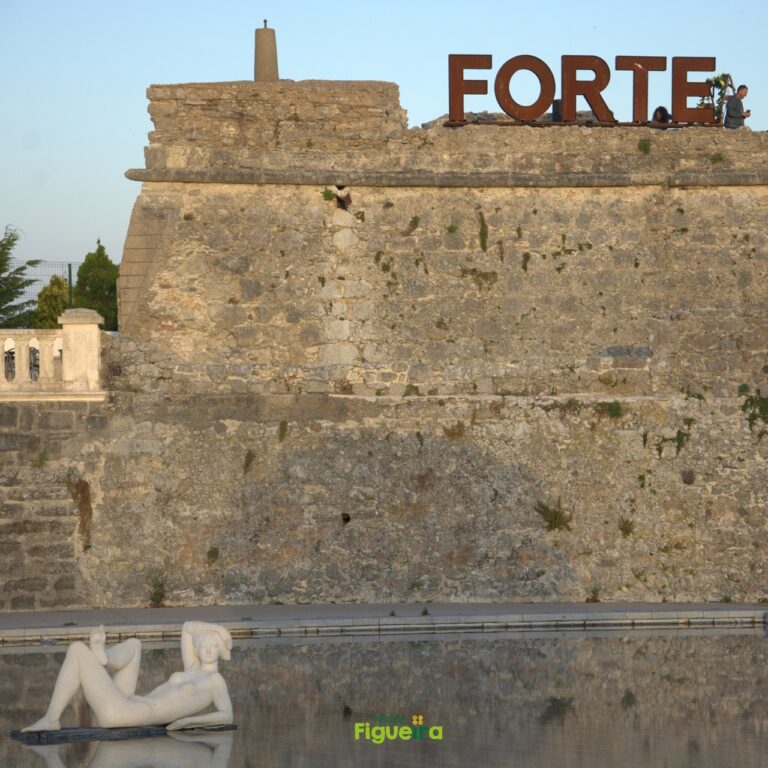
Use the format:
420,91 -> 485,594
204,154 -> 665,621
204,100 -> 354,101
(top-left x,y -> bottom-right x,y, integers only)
194,628 -> 232,663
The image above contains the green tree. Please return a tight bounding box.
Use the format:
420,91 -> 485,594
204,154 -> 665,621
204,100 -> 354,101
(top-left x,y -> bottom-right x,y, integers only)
74,239 -> 119,330
0,226 -> 40,327
35,274 -> 69,328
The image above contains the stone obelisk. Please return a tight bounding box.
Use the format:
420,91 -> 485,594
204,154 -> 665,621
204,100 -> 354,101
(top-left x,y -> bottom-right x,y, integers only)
254,20 -> 279,81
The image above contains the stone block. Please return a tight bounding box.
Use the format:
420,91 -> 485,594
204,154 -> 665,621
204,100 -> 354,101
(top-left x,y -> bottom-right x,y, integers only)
325,319 -> 351,341
331,209 -> 356,227
0,405 -> 18,428
26,544 -> 73,560
4,577 -> 47,592
0,502 -> 24,517
87,415 -> 109,431
39,411 -> 75,431
32,503 -> 76,518
18,407 -> 35,431
407,364 -> 432,384
0,541 -> 21,556
205,364 -> 228,382
10,595 -> 36,609
0,520 -> 72,536
332,229 -> 359,250
344,281 -> 371,298
54,575 -> 76,592
319,343 -> 359,365
38,595 -> 80,608
0,433 -> 40,452
597,345 -> 653,357
299,325 -> 322,346
11,485 -> 70,501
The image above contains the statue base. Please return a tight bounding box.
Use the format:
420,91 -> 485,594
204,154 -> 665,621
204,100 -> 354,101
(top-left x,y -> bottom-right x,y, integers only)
11,723 -> 237,745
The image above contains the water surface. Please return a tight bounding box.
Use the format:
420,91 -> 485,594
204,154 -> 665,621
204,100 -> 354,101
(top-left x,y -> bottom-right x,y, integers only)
2,628 -> 767,767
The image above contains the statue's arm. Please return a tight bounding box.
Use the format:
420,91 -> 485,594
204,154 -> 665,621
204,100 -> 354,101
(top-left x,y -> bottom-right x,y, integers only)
165,674 -> 234,731
180,622 -> 199,670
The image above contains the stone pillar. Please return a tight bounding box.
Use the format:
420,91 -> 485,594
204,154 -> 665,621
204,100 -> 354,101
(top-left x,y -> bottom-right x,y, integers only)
37,336 -> 57,385
15,340 -> 30,384
254,22 -> 279,81
57,309 -> 104,391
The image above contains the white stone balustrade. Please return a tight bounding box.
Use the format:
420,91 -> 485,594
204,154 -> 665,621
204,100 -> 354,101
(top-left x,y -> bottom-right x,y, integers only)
0,309 -> 106,401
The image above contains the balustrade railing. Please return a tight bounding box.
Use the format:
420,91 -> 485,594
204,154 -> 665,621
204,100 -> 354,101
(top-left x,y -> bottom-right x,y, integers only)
0,309 -> 105,401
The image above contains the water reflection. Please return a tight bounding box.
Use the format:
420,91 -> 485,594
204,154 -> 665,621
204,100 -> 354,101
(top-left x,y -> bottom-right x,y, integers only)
3,628 -> 768,767
22,731 -> 232,768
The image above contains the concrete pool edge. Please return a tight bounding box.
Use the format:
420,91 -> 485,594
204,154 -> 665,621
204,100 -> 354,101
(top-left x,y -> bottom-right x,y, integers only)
0,602 -> 766,645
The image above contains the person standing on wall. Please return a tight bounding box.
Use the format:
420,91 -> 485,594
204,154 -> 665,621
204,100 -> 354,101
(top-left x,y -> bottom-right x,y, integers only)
724,85 -> 751,128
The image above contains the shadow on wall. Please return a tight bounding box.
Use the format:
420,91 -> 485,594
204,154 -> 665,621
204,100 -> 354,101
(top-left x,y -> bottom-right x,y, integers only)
94,414 -> 569,606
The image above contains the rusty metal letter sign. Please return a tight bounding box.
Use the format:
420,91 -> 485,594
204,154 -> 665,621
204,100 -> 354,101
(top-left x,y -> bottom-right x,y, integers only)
448,54 -> 717,124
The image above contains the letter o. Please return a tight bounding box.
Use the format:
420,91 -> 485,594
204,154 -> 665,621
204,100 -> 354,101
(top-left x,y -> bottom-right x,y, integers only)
494,55 -> 556,120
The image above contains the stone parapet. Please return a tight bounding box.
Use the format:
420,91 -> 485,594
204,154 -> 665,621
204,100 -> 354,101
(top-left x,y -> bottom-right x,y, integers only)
0,310 -> 106,402
144,80 -> 408,163
132,79 -> 768,180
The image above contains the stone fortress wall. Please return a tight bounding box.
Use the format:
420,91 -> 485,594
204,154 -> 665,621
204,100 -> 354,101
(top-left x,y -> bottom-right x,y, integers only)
3,79 -> 768,609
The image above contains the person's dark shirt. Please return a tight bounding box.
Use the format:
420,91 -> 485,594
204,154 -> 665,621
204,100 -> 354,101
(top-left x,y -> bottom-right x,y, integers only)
725,95 -> 746,128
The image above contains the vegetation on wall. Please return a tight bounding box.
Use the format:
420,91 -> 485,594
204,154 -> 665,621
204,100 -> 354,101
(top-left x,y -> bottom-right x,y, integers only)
534,498 -> 573,531
739,384 -> 768,435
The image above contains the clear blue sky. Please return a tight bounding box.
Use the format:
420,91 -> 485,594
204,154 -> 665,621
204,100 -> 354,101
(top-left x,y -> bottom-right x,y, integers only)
1,0 -> 765,266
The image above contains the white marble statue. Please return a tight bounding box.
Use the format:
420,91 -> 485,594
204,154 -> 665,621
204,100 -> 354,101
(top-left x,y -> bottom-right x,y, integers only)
23,621 -> 234,732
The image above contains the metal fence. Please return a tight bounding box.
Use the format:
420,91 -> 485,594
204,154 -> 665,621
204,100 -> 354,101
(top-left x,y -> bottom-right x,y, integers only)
8,260 -> 81,307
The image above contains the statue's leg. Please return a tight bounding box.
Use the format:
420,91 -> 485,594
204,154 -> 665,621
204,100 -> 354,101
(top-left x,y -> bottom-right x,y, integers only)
22,641 -> 114,731
24,640 -> 154,731
21,743 -> 70,768
105,637 -> 142,696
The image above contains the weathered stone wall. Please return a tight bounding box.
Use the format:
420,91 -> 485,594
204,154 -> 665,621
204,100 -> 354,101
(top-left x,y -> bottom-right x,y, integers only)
133,80 -> 767,177
4,369 -> 767,608
30,385 -> 767,607
0,403 -> 108,610
144,80 -> 408,161
118,183 -> 768,399
3,79 -> 768,610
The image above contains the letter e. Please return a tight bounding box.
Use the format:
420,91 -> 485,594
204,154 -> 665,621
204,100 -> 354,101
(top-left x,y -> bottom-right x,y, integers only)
671,57 -> 716,123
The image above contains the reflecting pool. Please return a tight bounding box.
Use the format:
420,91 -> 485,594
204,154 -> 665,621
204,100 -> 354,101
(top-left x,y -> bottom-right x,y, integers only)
2,627 -> 768,766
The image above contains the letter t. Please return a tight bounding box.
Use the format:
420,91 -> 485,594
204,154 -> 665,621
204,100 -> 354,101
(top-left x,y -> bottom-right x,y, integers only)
615,56 -> 667,122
